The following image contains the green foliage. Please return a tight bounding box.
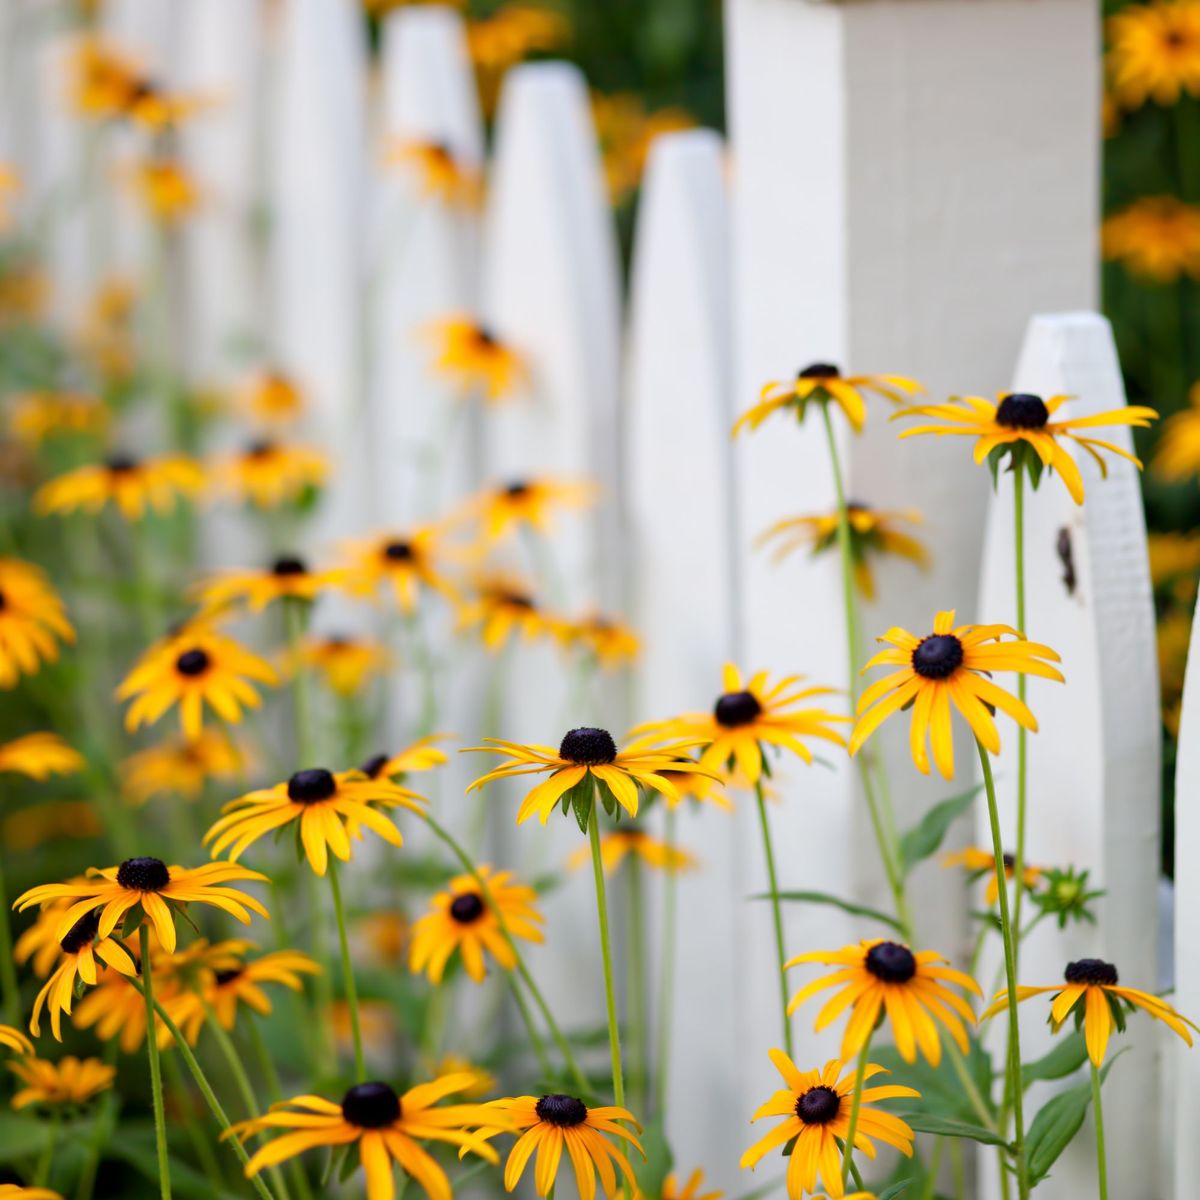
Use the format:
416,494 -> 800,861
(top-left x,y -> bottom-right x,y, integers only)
1026,1055 -> 1122,1185
898,784 -> 984,874
753,889 -> 905,933
1022,1030 -> 1090,1085
897,1111 -> 1011,1148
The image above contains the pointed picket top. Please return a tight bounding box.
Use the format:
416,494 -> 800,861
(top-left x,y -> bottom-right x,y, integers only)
269,0 -> 370,568
976,312 -> 1159,1198
625,127 -> 742,1181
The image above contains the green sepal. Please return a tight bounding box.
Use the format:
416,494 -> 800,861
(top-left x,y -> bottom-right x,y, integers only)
594,776 -> 621,821
171,900 -> 202,937
120,904 -> 145,939
560,775 -> 595,835
780,1132 -> 798,1157
877,1183 -> 915,1200
1022,1030 -> 1088,1086
337,1142 -> 360,1184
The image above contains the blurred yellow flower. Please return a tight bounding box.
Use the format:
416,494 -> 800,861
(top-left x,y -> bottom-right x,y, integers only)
0,732 -> 83,779
567,829 -> 698,875
1148,530 -> 1200,595
468,4 -> 568,73
456,572 -> 555,651
243,368 -> 304,426
121,728 -> 248,804
1107,0 -> 1200,108
1154,381 -> 1200,479
8,1055 -> 115,1109
424,315 -> 527,404
3,802 -> 101,853
1158,605 -> 1192,733
293,633 -> 391,697
434,1055 -> 497,1099
7,391 -> 108,447
593,91 -> 694,204
635,1170 -> 724,1200
35,453 -> 205,521
557,611 -> 641,668
457,476 -> 597,542
1103,196 -> 1200,281
132,158 -> 199,223
69,37 -> 141,119
196,555 -> 352,614
78,278 -> 137,381
359,911 -> 409,965
0,164 -> 18,230
344,526 -> 459,613
358,735 -> 450,781
387,139 -> 482,207
0,558 -> 75,690
943,846 -> 1042,906
210,440 -> 328,509
0,260 -> 50,327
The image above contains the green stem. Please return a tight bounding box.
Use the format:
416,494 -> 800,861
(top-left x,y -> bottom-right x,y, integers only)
284,599 -> 315,768
76,1042 -> 119,1200
139,925 -> 172,1200
951,1138 -> 966,1200
920,1135 -> 946,1200
977,739 -> 1028,1200
403,610 -> 439,739
305,868 -> 336,1077
754,780 -> 793,1057
327,858 -> 365,1081
840,1034 -> 872,1186
0,850 -> 20,1026
1012,458 -> 1028,962
626,853 -> 649,1115
1091,1062 -> 1108,1200
33,1109 -> 60,1187
588,806 -> 626,1108
153,1001 -> 276,1200
943,1037 -> 998,1133
161,1049 -> 227,1192
420,811 -> 591,1096
654,807 -> 679,1118
508,972 -> 553,1081
247,1019 -> 314,1200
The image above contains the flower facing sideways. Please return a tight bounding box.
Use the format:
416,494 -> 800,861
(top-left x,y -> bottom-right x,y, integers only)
35,453 -> 204,520
424,316 -> 527,404
359,735 -> 451,781
388,140 -> 482,207
196,555 -> 351,614
0,558 -> 75,689
633,1170 -> 724,1200
457,476 -> 597,543
210,440 -> 328,509
0,732 -> 83,780
8,1055 -> 115,1109
121,728 -> 247,804
740,1051 -> 917,1200
1154,381 -> 1200,480
344,527 -> 459,614
295,634 -> 391,697
567,830 -> 698,875
943,847 -> 1041,907
0,1025 -> 32,1056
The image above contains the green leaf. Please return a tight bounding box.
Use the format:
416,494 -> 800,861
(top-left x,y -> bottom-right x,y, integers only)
112,1132 -> 245,1200
899,784 -> 984,874
878,1184 -> 915,1200
632,1122 -> 673,1196
753,890 -> 904,933
872,1039 -> 996,1125
1026,1054 -> 1122,1185
897,1112 -> 1011,1147
1022,1031 -> 1088,1086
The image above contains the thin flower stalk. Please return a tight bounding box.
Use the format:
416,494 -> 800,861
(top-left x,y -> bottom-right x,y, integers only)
840,1037 -> 872,1187
588,799 -> 627,1109
655,806 -> 679,1118
245,1018 -> 316,1200
755,779 -> 793,1057
140,925 -> 172,1200
327,858 -> 365,1081
0,851 -> 18,1025
1092,1062 -> 1109,1200
1012,460 -> 1030,956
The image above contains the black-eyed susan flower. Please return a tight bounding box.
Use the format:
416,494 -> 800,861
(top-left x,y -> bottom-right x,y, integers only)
465,729 -> 718,824
196,555 -> 350,614
360,912 -> 409,965
1154,381 -> 1200,479
344,527 -> 458,613
460,476 -> 597,542
210,440 -> 328,509
3,801 -> 101,852
635,664 -> 848,785
981,958 -> 1198,1067
69,37 -> 141,119
943,847 -> 1041,906
0,1184 -> 64,1198
14,858 -> 269,955
119,79 -> 200,132
117,625 -> 277,740
204,768 -> 426,876
477,1093 -> 642,1199
850,609 -> 1064,780
894,392 -> 1157,505
0,1025 -> 32,1056
73,963 -> 181,1053
0,733 -> 83,780
557,612 -> 641,668
757,504 -> 928,601
634,1169 -> 723,1200
409,865 -> 544,984
1102,197 -> 1200,282
6,390 -> 109,447
786,940 -> 981,1066
228,1075 -> 504,1200
652,763 -> 733,811
15,894 -> 81,979
567,830 -> 697,875
0,558 -> 75,689
359,735 -> 450,781
34,453 -> 205,520
244,369 -> 304,426
78,278 -> 136,381
121,728 -> 247,804
294,633 -> 391,697
8,1055 -> 115,1109
434,1056 -> 497,1099
388,140 -> 482,207
170,939 -> 320,1043
1107,0 -> 1200,108
132,158 -> 199,223
424,316 -> 527,404
456,573 -> 554,651
30,909 -> 138,1040
734,364 -> 923,436
467,4 -> 569,74
592,92 -> 695,204
740,1051 -> 917,1200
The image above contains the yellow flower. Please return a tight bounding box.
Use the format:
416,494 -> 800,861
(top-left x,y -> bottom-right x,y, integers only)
358,735 -> 451,782
1154,381 -> 1200,479
0,732 -> 83,780
117,625 -> 277,740
15,858 -> 269,955
8,1055 -> 115,1109
121,728 -> 248,804
204,768 -> 426,876
69,37 -> 141,119
741,1051 -> 916,1200
634,663 -> 849,786
895,391 -> 1156,505
1107,0 -> 1200,108
228,1076 -> 504,1200
244,369 -> 304,426
120,80 -> 200,132
567,830 -> 698,875
35,453 -> 205,521
467,4 -> 568,72
758,504 -> 928,601
0,165 -> 16,231
15,894 -> 82,979
786,940 -> 981,1067
196,555 -> 351,614
466,728 -> 719,824
74,963 -> 181,1053
0,558 -> 75,689
6,391 -> 108,447
850,609 -> 1064,780
344,527 -> 459,614
0,1185 -> 65,1199
0,259 -> 49,327
1159,606 -> 1193,733
30,909 -> 139,1040
981,958 -> 1198,1066
1,799 -> 99,853
0,1025 -> 33,1056
387,140 -> 482,207
942,847 -> 1041,907
433,1056 -> 496,1099
210,440 -> 328,509
557,611 -> 641,668
458,476 -> 597,543
1102,196 -> 1200,281
293,634 -> 391,697
360,912 -> 409,965
476,1094 -> 642,1199
409,865 -> 544,984
456,573 -> 555,651
133,158 -> 199,223
592,92 -> 694,204
424,315 -> 527,404
635,1170 -> 723,1200
78,278 -> 136,380
1149,529 -> 1200,589
735,364 -> 923,436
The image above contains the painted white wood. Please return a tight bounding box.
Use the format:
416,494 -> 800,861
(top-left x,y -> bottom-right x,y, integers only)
626,128 -> 741,1185
477,60 -> 623,1049
977,313 -> 1160,1198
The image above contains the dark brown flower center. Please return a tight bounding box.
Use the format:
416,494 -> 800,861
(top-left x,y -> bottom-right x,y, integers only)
116,857 -> 170,892
0,590 -> 8,611
535,1094 -> 588,1127
383,540 -> 414,562
797,362 -> 840,380
246,440 -> 275,458
105,454 -> 138,473
1064,958 -> 1118,986
360,753 -> 389,779
473,326 -> 497,348
865,941 -> 917,983
504,481 -> 530,497
341,1082 -> 401,1128
1003,853 -> 1016,871
559,727 -> 617,765
796,1085 -> 841,1125
496,590 -> 535,610
912,634 -> 964,680
714,690 -> 762,728
175,648 -> 211,677
60,909 -> 101,954
287,768 -> 337,803
272,556 -> 307,577
214,968 -> 244,987
449,893 -> 485,924
995,393 -> 1049,430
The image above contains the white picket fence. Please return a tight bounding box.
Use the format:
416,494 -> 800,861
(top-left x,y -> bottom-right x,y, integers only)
4,0 -> 1190,1196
